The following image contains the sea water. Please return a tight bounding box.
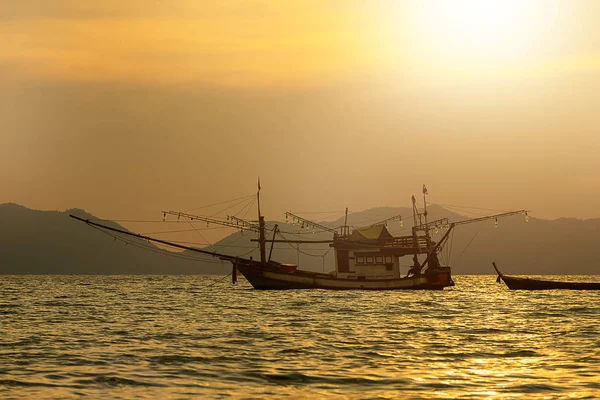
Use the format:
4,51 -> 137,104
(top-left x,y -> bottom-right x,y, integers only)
1,275 -> 599,399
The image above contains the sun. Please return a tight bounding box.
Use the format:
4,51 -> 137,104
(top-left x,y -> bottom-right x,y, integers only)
409,0 -> 544,61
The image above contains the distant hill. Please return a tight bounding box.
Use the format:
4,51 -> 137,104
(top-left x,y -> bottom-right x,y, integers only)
1,203 -> 599,275
0,203 -> 231,274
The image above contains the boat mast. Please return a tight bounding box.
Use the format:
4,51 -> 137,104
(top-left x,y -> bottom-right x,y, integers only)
343,207 -> 349,237
411,195 -> 421,271
422,184 -> 429,227
268,224 -> 278,263
422,184 -> 432,248
257,178 -> 267,265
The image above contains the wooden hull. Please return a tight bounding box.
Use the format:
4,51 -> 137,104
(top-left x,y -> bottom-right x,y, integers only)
500,275 -> 600,290
233,261 -> 454,290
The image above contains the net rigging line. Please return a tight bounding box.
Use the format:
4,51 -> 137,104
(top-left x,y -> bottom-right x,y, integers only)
440,206 -> 488,218
184,218 -> 211,247
276,218 -> 337,235
236,197 -> 257,221
154,196 -> 257,250
277,225 -> 336,235
143,240 -> 256,248
345,212 -> 414,229
209,224 -> 276,254
183,193 -> 255,213
143,198 -> 257,238
453,229 -> 480,268
206,273 -> 233,288
290,211 -> 345,214
275,226 -> 331,240
149,239 -> 325,252
439,228 -> 455,265
139,226 -> 235,235
103,194 -> 257,226
428,202 -> 511,215
90,224 -> 217,263
88,224 -> 227,265
211,231 -> 255,252
285,211 -> 346,223
232,246 -> 258,258
277,231 -> 332,258
108,219 -> 199,223
209,195 -> 257,218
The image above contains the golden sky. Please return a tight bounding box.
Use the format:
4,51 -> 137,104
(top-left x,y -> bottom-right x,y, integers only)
1,0 -> 600,236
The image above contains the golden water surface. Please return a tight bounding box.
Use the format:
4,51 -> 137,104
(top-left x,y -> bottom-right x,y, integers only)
1,275 -> 599,399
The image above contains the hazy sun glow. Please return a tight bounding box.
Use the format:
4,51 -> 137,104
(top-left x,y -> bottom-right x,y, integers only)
407,0 -> 552,70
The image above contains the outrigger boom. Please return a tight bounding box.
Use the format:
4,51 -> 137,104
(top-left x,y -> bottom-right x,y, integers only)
68,214 -> 243,263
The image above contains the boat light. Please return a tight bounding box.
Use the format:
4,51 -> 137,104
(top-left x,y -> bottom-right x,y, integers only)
494,218 -> 499,228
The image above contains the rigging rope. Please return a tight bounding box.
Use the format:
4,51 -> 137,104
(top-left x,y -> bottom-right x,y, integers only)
453,229 -> 480,268
184,219 -> 211,246
206,273 -> 233,287
209,195 -> 256,218
140,226 -> 234,235
429,202 -> 510,215
238,197 -> 257,220
277,231 -> 332,258
184,194 -> 255,213
89,224 -> 226,264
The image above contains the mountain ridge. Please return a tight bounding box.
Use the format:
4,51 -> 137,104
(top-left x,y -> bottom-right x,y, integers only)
1,203 -> 599,275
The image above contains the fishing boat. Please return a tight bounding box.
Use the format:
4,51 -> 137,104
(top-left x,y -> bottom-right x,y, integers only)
493,262 -> 600,290
231,222 -> 454,290
70,182 -> 527,290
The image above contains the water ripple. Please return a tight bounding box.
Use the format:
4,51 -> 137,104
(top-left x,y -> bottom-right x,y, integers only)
1,275 -> 599,398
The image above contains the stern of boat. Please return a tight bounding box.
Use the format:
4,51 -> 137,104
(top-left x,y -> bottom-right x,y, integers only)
425,266 -> 455,288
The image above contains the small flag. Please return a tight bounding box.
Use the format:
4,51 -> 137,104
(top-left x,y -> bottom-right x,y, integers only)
422,184 -> 428,195
258,177 -> 261,191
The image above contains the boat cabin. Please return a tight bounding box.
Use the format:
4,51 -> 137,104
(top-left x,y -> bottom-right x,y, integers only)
331,224 -> 427,280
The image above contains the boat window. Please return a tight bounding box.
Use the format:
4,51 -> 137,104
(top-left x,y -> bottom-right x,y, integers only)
386,264 -> 393,271
375,256 -> 383,264
366,256 -> 374,264
356,256 -> 365,264
385,256 -> 393,264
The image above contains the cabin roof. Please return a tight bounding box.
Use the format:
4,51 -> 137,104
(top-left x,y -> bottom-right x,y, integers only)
348,224 -> 394,242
